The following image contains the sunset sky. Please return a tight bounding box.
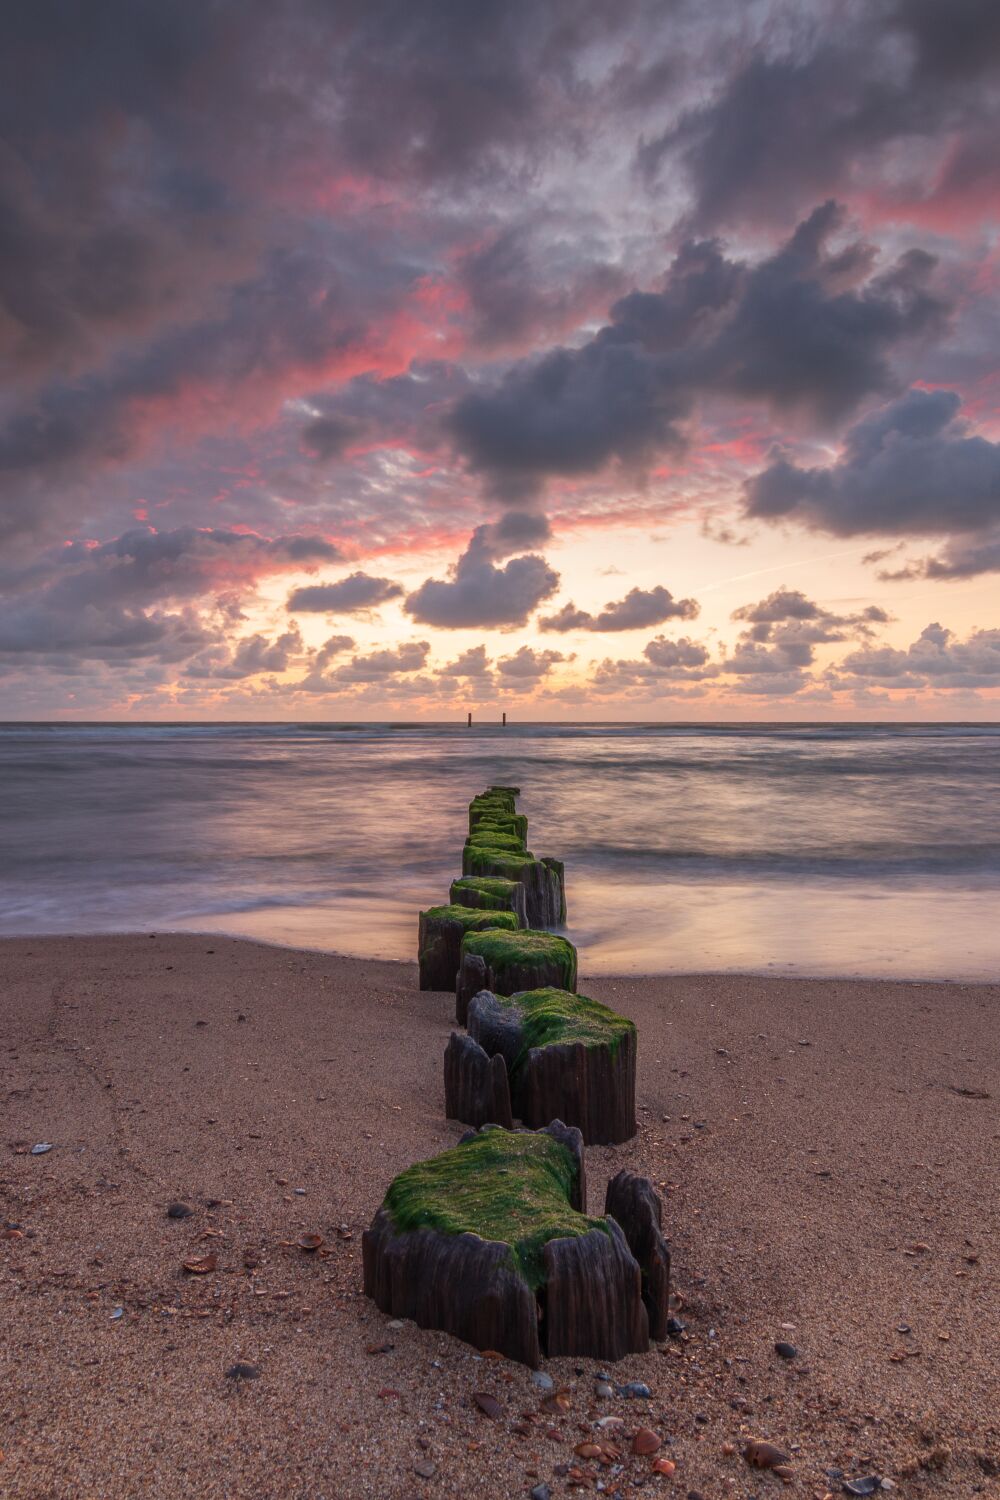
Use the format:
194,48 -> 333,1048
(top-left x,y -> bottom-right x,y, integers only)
2,0 -> 999,719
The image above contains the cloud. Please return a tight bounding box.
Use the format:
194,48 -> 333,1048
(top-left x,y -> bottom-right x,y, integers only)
540,584 -> 698,633
404,522 -> 559,628
637,3 -> 1000,231
448,205 -> 948,497
744,389 -> 1000,564
299,415 -> 365,461
0,525 -> 337,669
287,571 -> 403,614
837,622 -> 1000,688
186,626 -> 302,679
496,645 -> 567,681
440,645 -> 493,678
457,221 -> 624,352
724,588 -> 888,675
327,640 -> 430,683
592,635 -> 716,691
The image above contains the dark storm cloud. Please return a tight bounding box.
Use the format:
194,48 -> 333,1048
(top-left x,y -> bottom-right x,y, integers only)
540,584 -> 698,633
744,389 -> 1000,557
449,204 -> 949,496
637,0 -> 1000,230
286,572 -> 403,614
404,522 -> 559,628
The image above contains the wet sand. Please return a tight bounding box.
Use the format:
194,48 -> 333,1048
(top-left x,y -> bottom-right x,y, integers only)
1,934 -> 998,1499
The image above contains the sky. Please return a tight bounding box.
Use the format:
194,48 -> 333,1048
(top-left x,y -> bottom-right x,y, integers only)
1,0 -> 999,721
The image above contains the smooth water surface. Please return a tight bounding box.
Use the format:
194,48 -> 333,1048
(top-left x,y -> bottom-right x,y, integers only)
1,722 -> 998,979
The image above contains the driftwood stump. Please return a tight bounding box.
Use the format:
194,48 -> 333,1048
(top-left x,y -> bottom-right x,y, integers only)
460,847 -> 566,928
516,1026 -> 637,1145
363,1123 -> 660,1367
462,988 -> 637,1145
363,1214 -> 541,1364
456,930 -> 577,1024
444,1032 -> 513,1129
544,1216 -> 648,1360
604,1170 -> 671,1340
418,906 -> 519,992
449,876 -> 528,926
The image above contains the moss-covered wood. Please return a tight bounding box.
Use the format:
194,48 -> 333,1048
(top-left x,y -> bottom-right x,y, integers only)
456,928 -> 578,1024
418,905 -> 520,992
469,812 -> 529,842
449,876 -> 528,925
460,846 -> 566,927
465,829 -> 529,854
363,1124 -> 652,1366
462,988 -> 638,1145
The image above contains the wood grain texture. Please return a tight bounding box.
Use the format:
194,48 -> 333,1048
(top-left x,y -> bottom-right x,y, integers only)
604,1170 -> 671,1340
543,1217 -> 649,1360
516,1026 -> 637,1145
362,1208 -> 542,1366
443,1031 -> 513,1130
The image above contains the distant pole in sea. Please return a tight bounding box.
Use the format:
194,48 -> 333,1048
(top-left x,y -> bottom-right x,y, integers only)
467,711 -> 472,727
502,712 -> 506,726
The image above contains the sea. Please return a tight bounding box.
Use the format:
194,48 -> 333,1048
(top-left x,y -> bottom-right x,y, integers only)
1,721 -> 998,980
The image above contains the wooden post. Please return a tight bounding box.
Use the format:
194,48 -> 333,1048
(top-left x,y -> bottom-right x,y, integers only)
502,711 -> 506,726
467,711 -> 472,727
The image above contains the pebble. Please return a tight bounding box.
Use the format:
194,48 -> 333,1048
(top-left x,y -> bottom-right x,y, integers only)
774,1341 -> 798,1359
531,1486 -> 552,1500
666,1316 -> 686,1337
413,1459 -> 437,1479
110,1307 -> 124,1321
166,1202 -> 193,1219
618,1381 -> 652,1398
843,1480 -> 881,1497
595,1382 -> 614,1398
30,1143 -> 53,1155
226,1362 -> 260,1381
531,1371 -> 554,1390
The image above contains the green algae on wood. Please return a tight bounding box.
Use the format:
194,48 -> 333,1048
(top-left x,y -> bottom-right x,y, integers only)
363,1122 -> 655,1365
507,986 -> 634,1066
461,845 -> 566,928
449,876 -> 528,925
381,1128 -> 601,1290
418,905 -> 519,992
461,987 -> 638,1145
469,814 -> 529,843
466,830 -> 529,854
456,927 -> 577,1023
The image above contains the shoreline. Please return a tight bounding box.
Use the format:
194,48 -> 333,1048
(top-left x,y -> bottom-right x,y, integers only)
2,933 -> 998,1498
1,925 -> 993,986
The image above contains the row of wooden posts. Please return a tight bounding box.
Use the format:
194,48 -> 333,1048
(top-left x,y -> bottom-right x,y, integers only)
362,785 -> 672,1366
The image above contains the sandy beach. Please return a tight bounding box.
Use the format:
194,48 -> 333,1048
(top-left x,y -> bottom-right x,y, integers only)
1,933 -> 997,1499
